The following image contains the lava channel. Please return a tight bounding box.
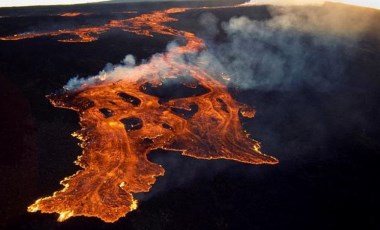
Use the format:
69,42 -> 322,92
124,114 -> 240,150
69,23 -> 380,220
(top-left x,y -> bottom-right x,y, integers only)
23,6 -> 279,223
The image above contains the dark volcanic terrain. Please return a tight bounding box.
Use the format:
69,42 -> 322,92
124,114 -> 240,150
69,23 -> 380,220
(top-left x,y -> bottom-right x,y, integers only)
0,1 -> 379,229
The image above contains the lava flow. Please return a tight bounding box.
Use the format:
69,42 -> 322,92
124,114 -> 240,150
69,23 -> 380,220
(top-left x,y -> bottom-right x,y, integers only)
0,8 -> 191,42
58,12 -> 88,17
24,6 -> 278,223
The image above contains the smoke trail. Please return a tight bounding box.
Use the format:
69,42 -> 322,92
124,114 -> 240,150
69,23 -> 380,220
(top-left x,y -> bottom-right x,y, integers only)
65,2 -> 378,93
64,43 -> 185,91
197,3 -> 378,91
58,2 -> 379,197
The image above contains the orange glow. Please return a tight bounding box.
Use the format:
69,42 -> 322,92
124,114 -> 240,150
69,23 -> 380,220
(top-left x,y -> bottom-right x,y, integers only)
23,6 -> 278,223
59,12 -> 84,17
0,6 -> 232,43
0,9 -> 194,43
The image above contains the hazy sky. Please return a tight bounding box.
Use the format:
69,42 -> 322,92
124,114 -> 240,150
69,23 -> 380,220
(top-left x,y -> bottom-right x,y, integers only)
0,0 -> 108,7
247,0 -> 380,9
0,0 -> 379,9
333,0 -> 379,9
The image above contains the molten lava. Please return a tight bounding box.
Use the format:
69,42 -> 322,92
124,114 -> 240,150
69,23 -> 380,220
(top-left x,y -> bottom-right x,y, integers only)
20,6 -> 278,223
0,8 -> 192,42
59,12 -> 87,17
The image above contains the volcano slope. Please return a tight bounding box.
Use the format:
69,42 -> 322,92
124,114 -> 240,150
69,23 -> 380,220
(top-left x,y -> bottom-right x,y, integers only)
0,1 -> 379,229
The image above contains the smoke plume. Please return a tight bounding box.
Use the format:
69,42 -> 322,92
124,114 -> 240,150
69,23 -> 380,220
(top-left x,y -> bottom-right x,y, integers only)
60,2 -> 379,197
197,3 -> 377,91
65,2 -> 377,93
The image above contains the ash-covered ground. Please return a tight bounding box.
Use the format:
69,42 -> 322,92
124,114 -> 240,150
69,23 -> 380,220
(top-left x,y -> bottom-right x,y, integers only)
0,1 -> 379,229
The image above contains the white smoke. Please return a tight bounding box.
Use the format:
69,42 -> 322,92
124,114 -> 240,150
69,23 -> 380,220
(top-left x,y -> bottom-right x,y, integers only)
241,0 -> 380,9
57,2 -> 379,197
64,2 -> 377,93
63,42 -> 189,91
196,3 -> 377,91
122,54 -> 136,67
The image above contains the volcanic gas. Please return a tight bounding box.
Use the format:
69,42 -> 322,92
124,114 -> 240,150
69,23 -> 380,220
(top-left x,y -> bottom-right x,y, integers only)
4,5 -> 279,222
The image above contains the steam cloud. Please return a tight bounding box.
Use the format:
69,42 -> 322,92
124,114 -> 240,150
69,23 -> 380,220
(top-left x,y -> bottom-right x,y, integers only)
65,2 -> 374,93
62,2 -> 378,196
197,3 -> 374,91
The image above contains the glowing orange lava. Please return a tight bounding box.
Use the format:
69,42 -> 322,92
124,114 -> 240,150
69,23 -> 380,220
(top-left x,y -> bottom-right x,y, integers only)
22,6 -> 278,223
0,8 -> 191,42
59,12 -> 86,17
